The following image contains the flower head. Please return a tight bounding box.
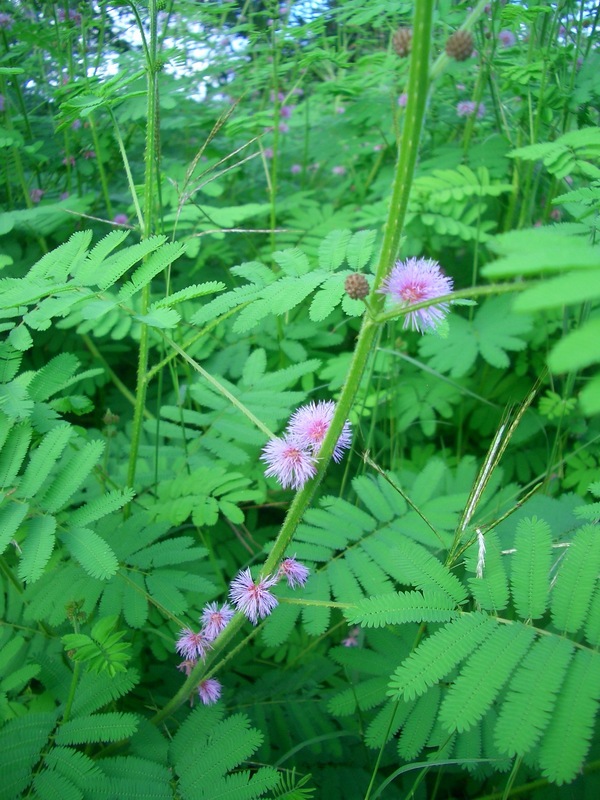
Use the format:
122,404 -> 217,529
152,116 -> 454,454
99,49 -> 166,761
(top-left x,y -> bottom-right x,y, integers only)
30,188 -> 44,204
200,601 -> 235,641
175,628 -> 211,661
456,101 -> 485,119
397,93 -> 408,107
229,567 -> 279,624
498,29 -> 516,47
198,678 -> 222,705
113,213 -> 129,226
286,401 -> 352,463
379,257 -> 453,333
332,165 -> 346,176
261,435 -> 317,490
290,163 -> 302,174
278,557 -> 310,589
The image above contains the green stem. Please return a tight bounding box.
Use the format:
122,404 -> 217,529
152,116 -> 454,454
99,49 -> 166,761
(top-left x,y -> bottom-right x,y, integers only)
61,661 -> 81,724
87,114 -> 114,219
126,0 -> 160,494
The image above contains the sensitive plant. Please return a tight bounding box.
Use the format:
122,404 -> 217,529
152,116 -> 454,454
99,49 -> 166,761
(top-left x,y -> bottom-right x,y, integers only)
0,0 -> 599,799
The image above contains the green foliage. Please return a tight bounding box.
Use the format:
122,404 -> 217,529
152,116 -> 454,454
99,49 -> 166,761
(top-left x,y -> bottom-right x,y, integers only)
171,705 -> 280,800
1,1 -> 599,798
62,616 -> 132,677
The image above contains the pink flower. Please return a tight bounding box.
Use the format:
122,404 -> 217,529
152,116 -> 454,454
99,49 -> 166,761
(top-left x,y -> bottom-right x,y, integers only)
261,436 -> 317,490
229,567 -> 279,624
0,94 -> 5,113
264,147 -> 274,159
62,155 -> 76,167
457,101 -> 485,119
113,213 -> 129,225
379,257 -> 454,333
332,165 -> 346,176
71,119 -> 82,130
82,149 -> 96,159
498,29 -> 516,47
397,93 -> 408,108
175,628 -> 211,661
286,400 -> 352,464
290,163 -> 302,174
278,557 -> 310,588
279,122 -> 289,133
280,105 -> 294,119
0,13 -> 13,29
30,188 -> 44,203
200,601 -> 234,641
198,678 -> 222,705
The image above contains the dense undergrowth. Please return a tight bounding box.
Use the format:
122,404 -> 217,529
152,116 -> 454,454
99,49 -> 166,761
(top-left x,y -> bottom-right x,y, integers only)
1,1 -> 600,798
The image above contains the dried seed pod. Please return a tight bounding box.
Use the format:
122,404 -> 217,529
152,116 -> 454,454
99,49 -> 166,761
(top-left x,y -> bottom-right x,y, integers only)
445,30 -> 474,61
392,27 -> 413,58
344,273 -> 370,300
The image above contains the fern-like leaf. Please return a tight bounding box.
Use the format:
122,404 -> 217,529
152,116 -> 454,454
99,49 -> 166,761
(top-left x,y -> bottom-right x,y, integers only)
39,439 -> 104,513
466,530 -> 509,612
62,527 -> 119,580
0,500 -> 29,555
17,515 -> 56,583
32,767 -> 82,800
69,488 -> 135,527
439,622 -> 536,733
538,648 -> 600,785
72,229 -> 129,285
55,712 -> 139,745
16,423 -> 73,499
44,746 -> 105,789
27,353 -> 81,401
0,422 -> 32,489
388,613 -> 494,702
70,668 -> 140,716
171,706 -> 277,800
510,516 -> 552,620
0,712 -> 58,799
551,524 -> 600,634
345,589 -> 458,628
393,539 -> 468,604
96,755 -> 172,800
118,241 -> 186,301
28,230 -> 93,281
95,236 -> 167,290
494,635 -> 574,756
153,281 -> 226,307
398,685 -> 441,760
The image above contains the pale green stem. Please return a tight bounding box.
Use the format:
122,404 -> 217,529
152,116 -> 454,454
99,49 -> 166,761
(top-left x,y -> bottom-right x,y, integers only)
373,281 -> 533,325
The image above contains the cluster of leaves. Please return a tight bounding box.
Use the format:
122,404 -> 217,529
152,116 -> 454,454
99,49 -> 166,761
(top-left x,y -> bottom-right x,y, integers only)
1,0 -> 599,799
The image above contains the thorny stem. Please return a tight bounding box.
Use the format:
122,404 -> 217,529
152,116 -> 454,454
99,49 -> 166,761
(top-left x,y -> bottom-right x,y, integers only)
126,0 -> 160,497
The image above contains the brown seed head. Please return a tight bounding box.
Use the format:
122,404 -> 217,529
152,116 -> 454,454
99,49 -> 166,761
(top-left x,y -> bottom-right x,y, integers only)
345,273 -> 370,300
445,30 -> 474,61
392,27 -> 413,58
